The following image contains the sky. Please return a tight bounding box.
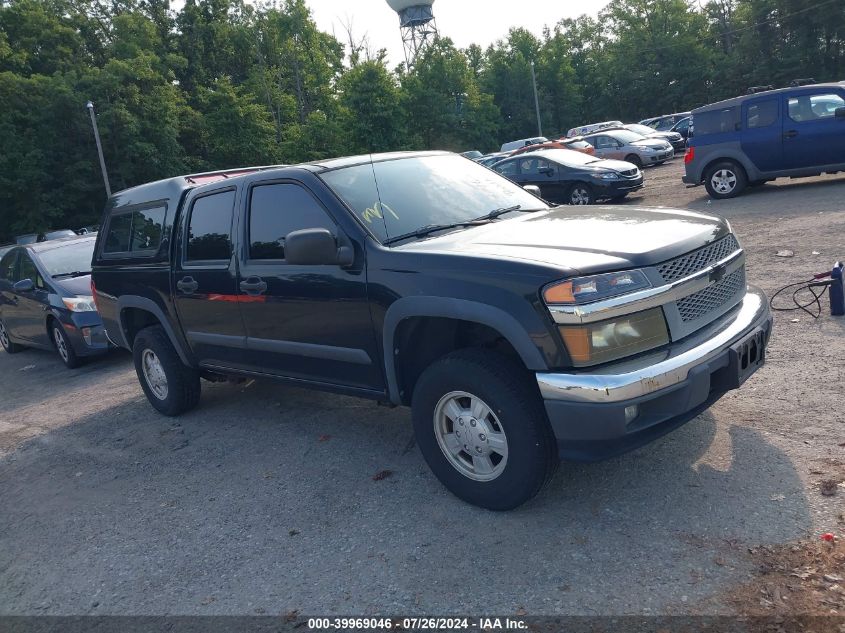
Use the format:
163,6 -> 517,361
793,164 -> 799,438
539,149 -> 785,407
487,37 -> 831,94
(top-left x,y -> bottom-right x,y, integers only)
171,1 -> 613,66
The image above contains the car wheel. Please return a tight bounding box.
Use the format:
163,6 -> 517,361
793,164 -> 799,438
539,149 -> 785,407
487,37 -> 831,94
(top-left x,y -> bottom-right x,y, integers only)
0,319 -> 23,354
133,325 -> 201,416
704,161 -> 747,199
625,154 -> 644,169
51,321 -> 81,369
568,182 -> 594,205
411,349 -> 558,510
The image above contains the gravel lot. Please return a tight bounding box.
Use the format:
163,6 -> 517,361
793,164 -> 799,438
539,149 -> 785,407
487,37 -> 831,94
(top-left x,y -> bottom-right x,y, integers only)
2,160 -> 845,617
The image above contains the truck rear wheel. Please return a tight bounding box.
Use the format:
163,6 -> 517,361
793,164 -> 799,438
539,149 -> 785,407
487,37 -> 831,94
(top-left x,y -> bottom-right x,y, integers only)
133,325 -> 200,416
411,349 -> 557,510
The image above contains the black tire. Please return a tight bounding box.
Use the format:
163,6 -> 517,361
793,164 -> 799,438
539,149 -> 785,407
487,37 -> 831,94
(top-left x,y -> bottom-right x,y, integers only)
50,320 -> 82,369
625,154 -> 644,169
611,193 -> 629,201
132,325 -> 201,416
0,318 -> 24,354
567,182 -> 595,205
704,160 -> 747,199
411,349 -> 558,511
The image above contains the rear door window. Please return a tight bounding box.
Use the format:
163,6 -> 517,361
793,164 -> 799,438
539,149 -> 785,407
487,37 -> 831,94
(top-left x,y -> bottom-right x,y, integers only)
185,190 -> 236,263
747,100 -> 779,129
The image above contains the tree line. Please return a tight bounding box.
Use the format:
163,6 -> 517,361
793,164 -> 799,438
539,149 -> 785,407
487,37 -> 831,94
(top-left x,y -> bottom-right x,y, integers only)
0,0 -> 843,240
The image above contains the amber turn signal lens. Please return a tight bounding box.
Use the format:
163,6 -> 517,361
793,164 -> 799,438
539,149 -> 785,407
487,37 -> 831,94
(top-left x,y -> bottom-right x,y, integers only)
543,281 -> 575,304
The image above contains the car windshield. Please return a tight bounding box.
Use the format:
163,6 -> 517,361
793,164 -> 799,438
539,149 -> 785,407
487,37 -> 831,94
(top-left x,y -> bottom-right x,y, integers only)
37,240 -> 95,277
626,124 -> 656,136
541,149 -> 601,167
321,154 -> 549,244
610,130 -> 647,143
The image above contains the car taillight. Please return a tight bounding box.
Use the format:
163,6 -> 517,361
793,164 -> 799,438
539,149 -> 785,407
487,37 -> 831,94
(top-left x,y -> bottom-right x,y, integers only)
684,146 -> 695,164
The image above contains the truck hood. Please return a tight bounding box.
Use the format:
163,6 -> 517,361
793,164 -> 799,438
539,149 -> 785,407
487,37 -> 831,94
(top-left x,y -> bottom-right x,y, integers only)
397,206 -> 730,275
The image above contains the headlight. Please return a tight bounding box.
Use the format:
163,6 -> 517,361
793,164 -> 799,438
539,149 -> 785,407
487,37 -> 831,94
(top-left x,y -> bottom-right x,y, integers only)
543,270 -> 651,305
590,171 -> 620,180
62,296 -> 97,312
559,308 -> 670,367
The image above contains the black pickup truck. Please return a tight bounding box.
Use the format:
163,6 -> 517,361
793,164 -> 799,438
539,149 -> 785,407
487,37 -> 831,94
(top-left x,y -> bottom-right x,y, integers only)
91,151 -> 772,510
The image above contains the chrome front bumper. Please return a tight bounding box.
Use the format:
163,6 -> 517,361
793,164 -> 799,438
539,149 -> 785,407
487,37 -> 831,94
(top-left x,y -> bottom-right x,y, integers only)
537,285 -> 771,404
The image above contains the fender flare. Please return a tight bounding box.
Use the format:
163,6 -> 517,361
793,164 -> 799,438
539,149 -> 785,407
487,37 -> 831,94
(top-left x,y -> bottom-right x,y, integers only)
382,296 -> 549,404
116,296 -> 193,366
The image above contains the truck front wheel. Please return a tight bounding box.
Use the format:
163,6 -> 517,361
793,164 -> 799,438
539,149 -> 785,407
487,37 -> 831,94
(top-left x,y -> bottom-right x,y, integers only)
411,349 -> 557,510
133,325 -> 201,416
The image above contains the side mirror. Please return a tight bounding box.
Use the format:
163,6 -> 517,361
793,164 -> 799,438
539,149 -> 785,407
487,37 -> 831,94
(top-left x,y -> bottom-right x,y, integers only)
836,107 -> 845,119
523,185 -> 542,197
284,228 -> 353,267
14,278 -> 34,292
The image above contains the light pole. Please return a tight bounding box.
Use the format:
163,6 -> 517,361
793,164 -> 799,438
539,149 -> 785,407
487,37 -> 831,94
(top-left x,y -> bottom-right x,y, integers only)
530,61 -> 542,137
86,101 -> 111,198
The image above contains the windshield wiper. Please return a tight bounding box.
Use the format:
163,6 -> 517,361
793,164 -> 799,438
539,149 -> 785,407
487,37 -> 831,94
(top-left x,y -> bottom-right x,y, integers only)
383,221 -> 489,246
52,270 -> 91,279
383,205 -> 539,246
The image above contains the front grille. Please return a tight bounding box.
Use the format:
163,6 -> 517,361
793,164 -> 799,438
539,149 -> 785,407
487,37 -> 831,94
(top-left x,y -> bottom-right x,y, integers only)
676,268 -> 745,322
657,234 -> 740,283
620,168 -> 639,177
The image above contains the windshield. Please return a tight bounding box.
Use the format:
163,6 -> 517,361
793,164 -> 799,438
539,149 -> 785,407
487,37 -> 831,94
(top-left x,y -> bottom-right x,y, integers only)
37,239 -> 95,277
610,129 -> 647,143
541,149 -> 600,167
320,155 -> 549,244
626,124 -> 656,136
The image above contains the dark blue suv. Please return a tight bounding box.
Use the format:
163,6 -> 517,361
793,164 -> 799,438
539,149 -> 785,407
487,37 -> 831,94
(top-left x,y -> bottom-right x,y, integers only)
683,82 -> 845,199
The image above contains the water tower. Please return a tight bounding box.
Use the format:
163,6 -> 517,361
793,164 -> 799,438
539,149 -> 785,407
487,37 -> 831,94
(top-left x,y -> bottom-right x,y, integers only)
386,0 -> 438,69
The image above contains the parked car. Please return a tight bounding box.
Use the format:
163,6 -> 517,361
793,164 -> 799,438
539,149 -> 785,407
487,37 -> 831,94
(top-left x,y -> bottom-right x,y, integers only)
477,152 -> 512,167
672,116 -> 693,141
0,236 -> 109,368
566,121 -> 623,138
583,129 -> 674,167
624,123 -> 686,153
460,150 -> 483,160
492,149 -> 642,204
14,229 -> 79,244
500,136 -> 548,152
0,244 -> 13,260
510,137 -> 595,157
640,112 -> 692,131
683,82 -> 845,199
91,152 -> 771,510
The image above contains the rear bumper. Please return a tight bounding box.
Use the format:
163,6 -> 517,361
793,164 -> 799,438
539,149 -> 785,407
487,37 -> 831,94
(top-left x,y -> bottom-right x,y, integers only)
537,286 -> 772,461
682,173 -> 699,185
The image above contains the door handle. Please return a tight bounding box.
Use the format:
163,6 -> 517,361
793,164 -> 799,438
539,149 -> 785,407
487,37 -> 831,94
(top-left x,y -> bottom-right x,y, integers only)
239,277 -> 268,295
783,130 -> 798,139
177,276 -> 199,294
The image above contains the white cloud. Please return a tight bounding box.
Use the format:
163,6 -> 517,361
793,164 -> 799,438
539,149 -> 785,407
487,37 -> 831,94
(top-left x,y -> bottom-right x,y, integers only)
170,0 -> 612,66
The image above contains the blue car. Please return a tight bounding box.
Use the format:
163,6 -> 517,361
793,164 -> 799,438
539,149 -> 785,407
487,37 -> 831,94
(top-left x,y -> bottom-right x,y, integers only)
0,236 -> 109,368
683,82 -> 845,199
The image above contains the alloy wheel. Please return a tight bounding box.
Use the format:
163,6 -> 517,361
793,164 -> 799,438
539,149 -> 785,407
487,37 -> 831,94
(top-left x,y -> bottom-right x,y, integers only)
141,349 -> 169,400
53,327 -> 69,363
433,391 -> 509,482
570,187 -> 591,205
710,169 -> 737,195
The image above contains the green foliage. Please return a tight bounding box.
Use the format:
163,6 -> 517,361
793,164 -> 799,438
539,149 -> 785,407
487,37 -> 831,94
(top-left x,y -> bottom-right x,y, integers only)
0,0 -> 843,241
